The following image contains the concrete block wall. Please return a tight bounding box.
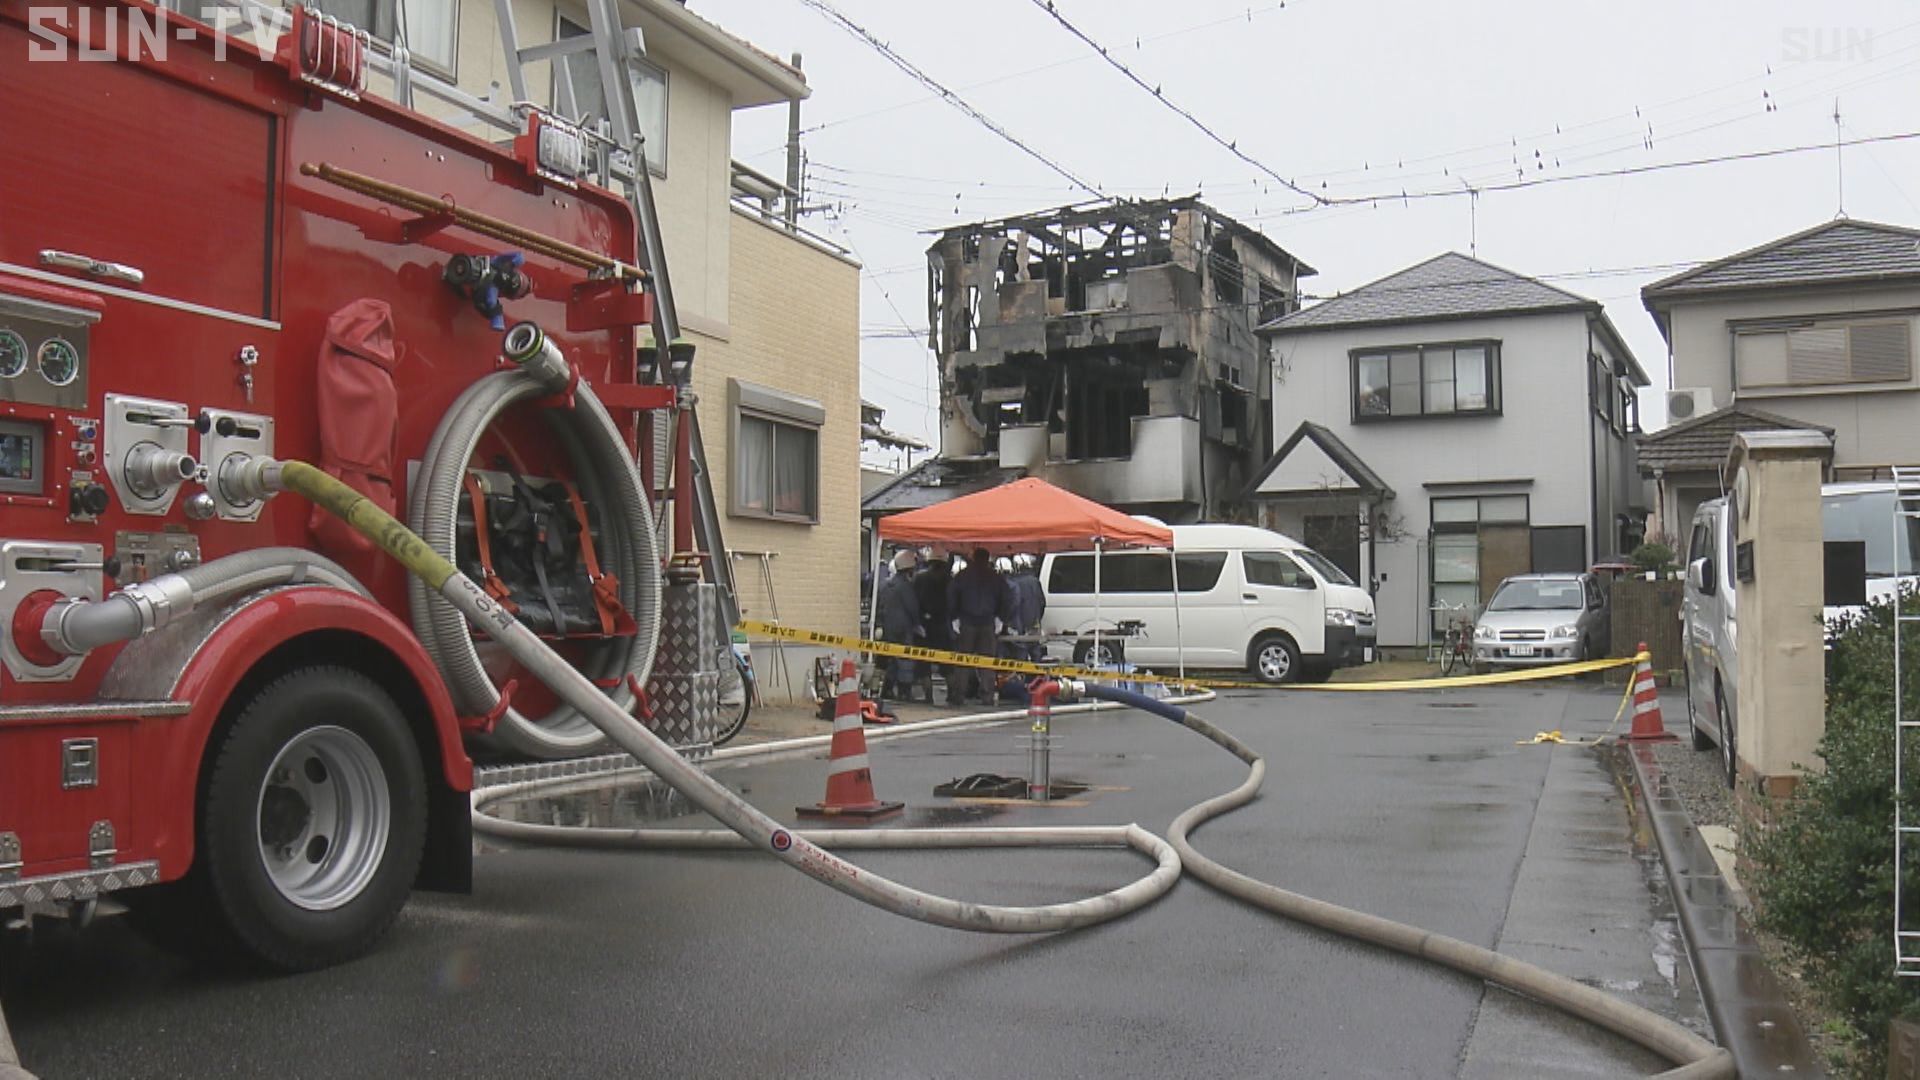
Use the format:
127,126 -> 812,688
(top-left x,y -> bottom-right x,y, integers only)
687,208 -> 862,639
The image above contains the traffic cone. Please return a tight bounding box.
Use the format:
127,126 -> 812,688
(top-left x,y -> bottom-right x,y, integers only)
797,658 -> 904,819
1622,642 -> 1676,742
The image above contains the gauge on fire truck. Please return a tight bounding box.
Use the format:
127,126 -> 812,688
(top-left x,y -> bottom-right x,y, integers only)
0,329 -> 27,379
37,336 -> 81,387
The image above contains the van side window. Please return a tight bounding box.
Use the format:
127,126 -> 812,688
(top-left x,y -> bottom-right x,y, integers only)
1687,523 -> 1707,565
1244,551 -> 1312,589
1176,552 -> 1229,592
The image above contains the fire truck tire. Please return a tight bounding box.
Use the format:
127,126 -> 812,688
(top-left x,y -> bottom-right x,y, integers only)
195,666 -> 428,971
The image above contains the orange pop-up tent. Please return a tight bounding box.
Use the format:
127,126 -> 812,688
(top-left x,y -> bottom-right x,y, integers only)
876,477 -> 1172,554
873,478 -> 1182,678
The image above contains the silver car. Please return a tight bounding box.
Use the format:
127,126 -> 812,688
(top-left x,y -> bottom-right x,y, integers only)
1472,572 -> 1610,668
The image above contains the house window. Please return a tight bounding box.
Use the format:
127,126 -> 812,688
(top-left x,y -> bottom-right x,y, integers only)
1428,494 -> 1529,635
312,0 -> 458,73
730,379 -> 823,523
556,16 -> 669,176
1354,342 -> 1499,420
1733,316 -> 1914,389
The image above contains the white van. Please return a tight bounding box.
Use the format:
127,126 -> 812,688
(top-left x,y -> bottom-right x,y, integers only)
1683,480 -> 1919,785
1039,523 -> 1376,684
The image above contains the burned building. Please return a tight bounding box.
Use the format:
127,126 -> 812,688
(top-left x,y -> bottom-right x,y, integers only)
924,197 -> 1314,521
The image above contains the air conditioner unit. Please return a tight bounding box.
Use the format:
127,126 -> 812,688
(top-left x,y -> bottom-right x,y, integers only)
1665,387 -> 1719,421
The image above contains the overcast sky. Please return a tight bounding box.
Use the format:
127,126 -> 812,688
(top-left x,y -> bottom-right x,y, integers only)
714,0 -> 1920,468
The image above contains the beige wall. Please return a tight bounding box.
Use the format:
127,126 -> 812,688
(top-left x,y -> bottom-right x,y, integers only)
1666,284 -> 1920,468
691,208 -> 862,637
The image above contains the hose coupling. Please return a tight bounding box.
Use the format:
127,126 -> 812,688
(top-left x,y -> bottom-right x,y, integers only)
123,443 -> 199,500
216,454 -> 284,506
502,321 -> 572,391
39,573 -> 191,657
117,575 -> 195,634
1052,678 -> 1087,704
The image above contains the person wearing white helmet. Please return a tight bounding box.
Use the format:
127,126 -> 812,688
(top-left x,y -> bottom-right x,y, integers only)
874,548 -> 924,702
1007,553 -> 1047,661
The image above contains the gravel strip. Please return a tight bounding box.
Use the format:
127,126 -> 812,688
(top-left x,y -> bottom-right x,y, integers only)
1650,740 -> 1737,831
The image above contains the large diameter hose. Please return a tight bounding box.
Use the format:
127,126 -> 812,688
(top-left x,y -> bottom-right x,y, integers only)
284,460 -> 1175,931
276,459 -> 1732,1077
44,548 -> 366,656
404,329 -> 660,760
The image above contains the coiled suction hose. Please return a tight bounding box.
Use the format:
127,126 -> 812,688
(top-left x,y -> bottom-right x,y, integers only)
269,458 -> 1731,1078
405,324 -> 660,759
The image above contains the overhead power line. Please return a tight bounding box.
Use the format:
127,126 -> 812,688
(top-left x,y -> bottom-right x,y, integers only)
793,0 -> 1105,200
1283,128 -> 1920,214
1024,0 -> 1326,207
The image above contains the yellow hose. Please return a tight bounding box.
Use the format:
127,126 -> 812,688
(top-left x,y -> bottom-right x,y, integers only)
278,461 -> 457,588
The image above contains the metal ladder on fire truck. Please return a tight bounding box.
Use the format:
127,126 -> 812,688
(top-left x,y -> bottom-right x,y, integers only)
1894,466 -> 1920,976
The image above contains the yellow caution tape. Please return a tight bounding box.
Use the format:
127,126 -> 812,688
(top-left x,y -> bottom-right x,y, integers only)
735,619 -> 1644,693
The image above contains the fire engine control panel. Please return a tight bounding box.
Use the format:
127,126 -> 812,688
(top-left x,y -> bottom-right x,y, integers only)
0,293 -> 96,410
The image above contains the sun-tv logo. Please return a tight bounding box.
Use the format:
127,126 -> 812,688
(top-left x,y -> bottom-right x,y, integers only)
26,4 -> 292,62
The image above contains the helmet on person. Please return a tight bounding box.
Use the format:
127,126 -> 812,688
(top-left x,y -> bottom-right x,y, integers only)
994,557 -> 1013,574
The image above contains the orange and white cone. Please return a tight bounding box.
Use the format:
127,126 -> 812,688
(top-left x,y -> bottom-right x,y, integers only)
797,658 -> 905,820
1622,641 -> 1676,742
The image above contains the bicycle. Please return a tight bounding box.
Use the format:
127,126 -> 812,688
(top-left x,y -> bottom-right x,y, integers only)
1432,602 -> 1477,676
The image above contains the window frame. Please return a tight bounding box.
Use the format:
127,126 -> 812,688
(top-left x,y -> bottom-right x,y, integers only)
311,0 -> 459,78
554,14 -> 671,177
1731,311 -> 1917,391
729,379 -> 823,525
1351,339 -> 1502,422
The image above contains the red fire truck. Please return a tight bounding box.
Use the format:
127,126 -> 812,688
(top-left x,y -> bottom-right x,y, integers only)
0,0 -> 717,970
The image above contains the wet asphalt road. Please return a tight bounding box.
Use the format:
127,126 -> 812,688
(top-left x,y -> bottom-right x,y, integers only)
2,683 -> 1707,1078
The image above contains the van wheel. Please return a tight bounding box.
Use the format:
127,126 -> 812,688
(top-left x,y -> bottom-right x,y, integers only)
1072,640 -> 1121,669
1249,634 -> 1302,684
200,666 -> 427,971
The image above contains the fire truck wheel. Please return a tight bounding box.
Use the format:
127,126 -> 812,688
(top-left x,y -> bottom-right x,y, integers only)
198,666 -> 428,971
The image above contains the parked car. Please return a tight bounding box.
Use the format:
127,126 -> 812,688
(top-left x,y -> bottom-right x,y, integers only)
1039,524 -> 1376,684
1471,572 -> 1610,669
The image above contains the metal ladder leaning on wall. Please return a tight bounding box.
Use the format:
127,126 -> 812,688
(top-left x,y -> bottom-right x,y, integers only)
1893,465 -> 1920,976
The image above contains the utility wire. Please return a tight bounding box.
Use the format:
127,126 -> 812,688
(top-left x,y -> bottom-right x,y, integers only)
1024,0 -> 1325,207
1263,128 -> 1920,216
794,0 -> 1104,200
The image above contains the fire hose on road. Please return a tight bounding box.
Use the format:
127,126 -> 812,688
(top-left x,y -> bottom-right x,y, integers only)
1,457 -> 1732,1078
261,458 -> 1731,1078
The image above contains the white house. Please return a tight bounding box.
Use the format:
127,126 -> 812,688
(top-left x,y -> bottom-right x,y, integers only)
1246,253 -> 1648,649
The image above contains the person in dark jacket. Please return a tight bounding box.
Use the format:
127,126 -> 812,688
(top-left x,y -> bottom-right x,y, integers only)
914,555 -> 954,704
1007,554 -> 1047,661
874,549 -> 922,701
947,547 -> 1013,705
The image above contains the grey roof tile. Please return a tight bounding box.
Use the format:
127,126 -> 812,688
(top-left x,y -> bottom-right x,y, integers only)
1261,252 -> 1592,333
1635,404 -> 1833,473
1643,219 -> 1920,300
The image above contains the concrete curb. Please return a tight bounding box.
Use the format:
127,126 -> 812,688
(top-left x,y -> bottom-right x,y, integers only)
1624,741 -> 1823,1076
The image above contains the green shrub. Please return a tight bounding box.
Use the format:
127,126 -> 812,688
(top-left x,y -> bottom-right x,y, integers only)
1748,598 -> 1920,1076
1629,541 -> 1676,574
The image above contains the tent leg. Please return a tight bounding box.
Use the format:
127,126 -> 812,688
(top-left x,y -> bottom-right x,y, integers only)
1093,539 -> 1103,672
1169,546 -> 1185,682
